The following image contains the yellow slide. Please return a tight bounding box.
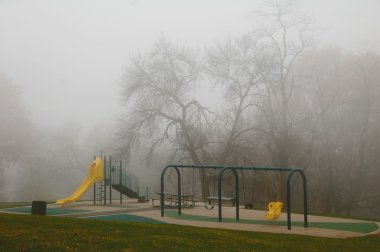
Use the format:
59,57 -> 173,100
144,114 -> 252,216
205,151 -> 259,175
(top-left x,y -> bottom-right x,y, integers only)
56,157 -> 104,206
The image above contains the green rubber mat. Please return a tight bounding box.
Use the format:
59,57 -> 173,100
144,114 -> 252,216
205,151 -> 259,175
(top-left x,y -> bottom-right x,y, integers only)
85,214 -> 164,224
165,210 -> 379,234
2,206 -> 92,216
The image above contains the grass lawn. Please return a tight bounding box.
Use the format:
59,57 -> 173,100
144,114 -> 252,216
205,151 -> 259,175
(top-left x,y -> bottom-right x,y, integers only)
0,213 -> 379,251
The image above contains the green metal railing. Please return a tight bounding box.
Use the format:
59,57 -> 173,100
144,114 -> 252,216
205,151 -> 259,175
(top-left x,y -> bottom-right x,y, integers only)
93,156 -> 140,205
111,165 -> 139,193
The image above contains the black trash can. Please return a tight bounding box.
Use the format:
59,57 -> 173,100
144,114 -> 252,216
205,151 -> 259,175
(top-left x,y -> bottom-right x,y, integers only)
31,201 -> 47,216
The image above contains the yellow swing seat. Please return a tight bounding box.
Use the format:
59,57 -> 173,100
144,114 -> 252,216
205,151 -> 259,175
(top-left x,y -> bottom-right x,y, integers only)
264,201 -> 283,220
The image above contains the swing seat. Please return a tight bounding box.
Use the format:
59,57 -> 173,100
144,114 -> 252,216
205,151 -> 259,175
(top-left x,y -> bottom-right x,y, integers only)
264,201 -> 283,220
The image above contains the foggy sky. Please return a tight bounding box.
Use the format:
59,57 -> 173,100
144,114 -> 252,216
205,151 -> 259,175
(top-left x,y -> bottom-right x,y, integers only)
0,0 -> 379,133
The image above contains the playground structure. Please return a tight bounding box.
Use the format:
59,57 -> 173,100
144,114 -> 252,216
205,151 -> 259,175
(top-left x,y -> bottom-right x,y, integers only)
6,158 -> 377,238
56,155 -> 142,206
160,165 -> 307,230
56,158 -> 104,206
93,155 -> 141,205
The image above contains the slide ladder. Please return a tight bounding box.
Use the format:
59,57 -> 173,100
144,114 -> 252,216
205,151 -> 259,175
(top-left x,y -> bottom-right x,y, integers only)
95,180 -> 105,204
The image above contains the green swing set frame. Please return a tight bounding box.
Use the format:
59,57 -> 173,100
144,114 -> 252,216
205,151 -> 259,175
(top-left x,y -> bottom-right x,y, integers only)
160,165 -> 307,230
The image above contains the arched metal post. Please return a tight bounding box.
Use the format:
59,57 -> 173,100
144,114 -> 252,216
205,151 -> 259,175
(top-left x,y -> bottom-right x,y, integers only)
160,165 -> 181,217
218,167 -> 239,222
286,168 -> 308,230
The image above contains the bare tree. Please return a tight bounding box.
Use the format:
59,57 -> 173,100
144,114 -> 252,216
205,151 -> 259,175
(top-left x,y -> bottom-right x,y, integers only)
118,1 -> 316,202
206,36 -> 265,165
251,0 -> 315,168
120,38 -> 213,164
115,1 -> 380,218
119,38 -> 216,198
231,0 -> 316,200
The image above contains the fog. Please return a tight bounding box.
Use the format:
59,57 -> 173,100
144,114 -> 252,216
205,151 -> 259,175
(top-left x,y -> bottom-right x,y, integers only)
0,0 -> 379,131
0,0 -> 251,130
0,0 -> 380,218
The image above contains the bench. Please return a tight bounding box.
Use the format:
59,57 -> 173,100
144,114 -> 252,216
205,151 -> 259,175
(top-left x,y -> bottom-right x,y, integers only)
207,196 -> 236,207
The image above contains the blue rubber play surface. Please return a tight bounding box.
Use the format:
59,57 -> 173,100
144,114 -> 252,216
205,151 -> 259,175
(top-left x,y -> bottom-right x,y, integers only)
165,210 -> 379,234
2,206 -> 92,216
85,213 -> 164,224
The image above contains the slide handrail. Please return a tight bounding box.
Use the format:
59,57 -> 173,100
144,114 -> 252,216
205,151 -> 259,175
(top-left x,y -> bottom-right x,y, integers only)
111,166 -> 139,193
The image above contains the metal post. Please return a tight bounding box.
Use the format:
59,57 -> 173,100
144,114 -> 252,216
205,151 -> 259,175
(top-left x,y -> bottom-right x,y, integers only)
304,176 -> 308,227
218,169 -> 222,222
160,165 -> 181,217
120,160 -> 122,205
109,155 -> 112,205
160,167 -> 167,217
218,167 -> 239,222
178,168 -> 182,215
104,155 -> 107,205
286,169 -> 308,230
93,155 -> 96,205
235,169 -> 239,221
286,178 -> 291,230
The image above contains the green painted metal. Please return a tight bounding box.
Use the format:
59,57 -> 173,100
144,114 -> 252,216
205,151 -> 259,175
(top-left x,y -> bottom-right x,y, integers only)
109,155 -> 112,205
160,164 -> 308,230
160,165 -> 225,217
218,167 -> 240,222
110,162 -> 139,198
120,160 -> 122,204
103,155 -> 107,205
286,168 -> 308,229
93,155 -> 139,205
217,166 -> 291,223
160,165 -> 182,217
93,155 -> 96,205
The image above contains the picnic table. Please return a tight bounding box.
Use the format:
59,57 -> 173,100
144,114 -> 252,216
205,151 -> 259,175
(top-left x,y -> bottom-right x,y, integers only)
152,192 -> 195,208
207,196 -> 236,206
